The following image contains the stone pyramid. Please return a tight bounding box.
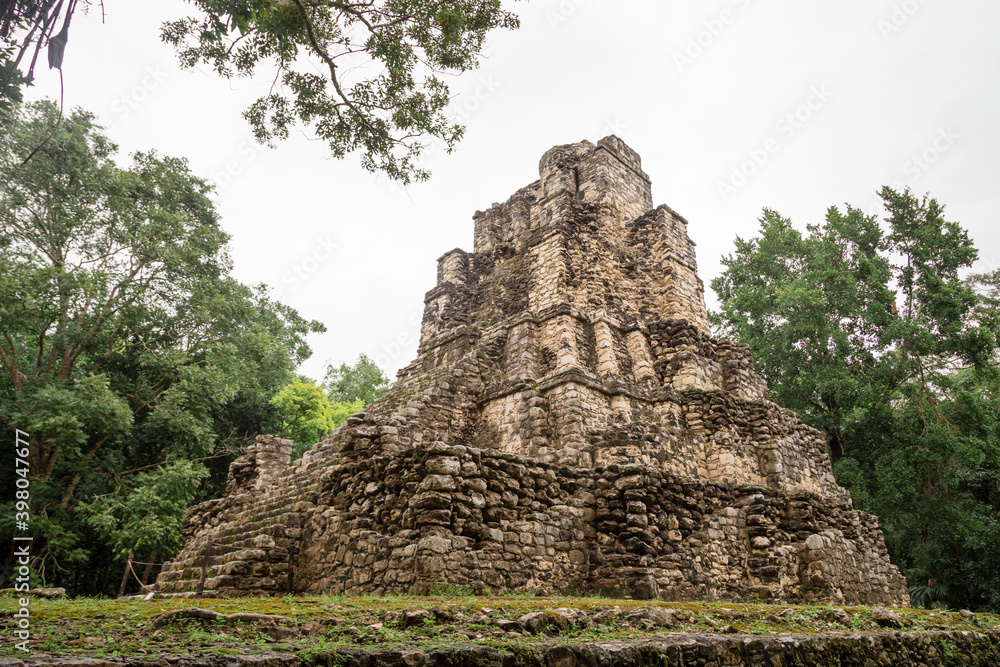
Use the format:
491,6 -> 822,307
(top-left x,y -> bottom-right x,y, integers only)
157,136 -> 908,605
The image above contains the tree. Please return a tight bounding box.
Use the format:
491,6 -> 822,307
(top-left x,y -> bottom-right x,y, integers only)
323,353 -> 392,404
270,378 -> 334,449
712,188 -> 1000,610
712,190 -> 991,460
0,0 -> 72,110
841,366 -> 1000,611
329,397 -> 364,427
269,378 -> 368,460
0,99 -> 324,593
2,0 -> 522,182
81,460 -> 209,576
711,203 -> 896,459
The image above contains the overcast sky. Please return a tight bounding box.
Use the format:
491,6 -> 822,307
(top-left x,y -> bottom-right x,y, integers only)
23,0 -> 1000,382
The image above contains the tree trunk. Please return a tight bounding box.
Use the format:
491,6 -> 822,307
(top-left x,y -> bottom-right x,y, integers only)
829,428 -> 844,462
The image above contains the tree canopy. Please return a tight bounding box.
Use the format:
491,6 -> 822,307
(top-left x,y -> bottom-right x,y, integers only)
0,99 -> 324,593
270,377 -> 335,447
1,0 -> 521,182
269,354 -> 392,460
323,353 -> 393,404
712,188 -> 1000,610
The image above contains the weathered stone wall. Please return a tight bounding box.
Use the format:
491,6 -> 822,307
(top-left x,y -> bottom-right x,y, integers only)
158,136 -> 906,606
161,437 -> 904,605
298,442 -> 904,604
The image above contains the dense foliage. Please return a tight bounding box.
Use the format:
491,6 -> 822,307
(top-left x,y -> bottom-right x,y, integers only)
162,0 -> 519,183
270,378 -> 336,449
712,188 -> 1000,610
0,100 -> 324,595
270,354 -> 394,459
0,0 -> 75,110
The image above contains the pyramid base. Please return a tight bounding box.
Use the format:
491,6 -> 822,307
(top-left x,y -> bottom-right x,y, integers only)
158,442 -> 908,606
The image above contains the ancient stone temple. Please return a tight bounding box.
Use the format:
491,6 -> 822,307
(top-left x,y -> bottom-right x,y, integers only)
157,136 -> 908,605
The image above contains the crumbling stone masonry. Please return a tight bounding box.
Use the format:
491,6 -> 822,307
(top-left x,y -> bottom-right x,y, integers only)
157,137 -> 909,605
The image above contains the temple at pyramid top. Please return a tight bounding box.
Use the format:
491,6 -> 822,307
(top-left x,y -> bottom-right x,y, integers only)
428,137 -> 709,343
473,135 -> 656,253
414,135 -> 716,398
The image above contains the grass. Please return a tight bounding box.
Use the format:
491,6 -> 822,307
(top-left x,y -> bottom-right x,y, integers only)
1,592 -> 998,660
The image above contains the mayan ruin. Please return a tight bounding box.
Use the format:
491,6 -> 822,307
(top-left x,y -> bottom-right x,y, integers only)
156,136 -> 909,606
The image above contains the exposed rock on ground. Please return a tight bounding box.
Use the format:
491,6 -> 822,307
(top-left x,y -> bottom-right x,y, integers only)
6,594 -> 999,664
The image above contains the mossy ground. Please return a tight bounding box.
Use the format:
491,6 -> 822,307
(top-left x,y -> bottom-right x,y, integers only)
1,592 -> 997,660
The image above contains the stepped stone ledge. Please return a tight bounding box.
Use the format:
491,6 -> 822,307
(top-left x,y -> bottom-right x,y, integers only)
157,136 -> 908,605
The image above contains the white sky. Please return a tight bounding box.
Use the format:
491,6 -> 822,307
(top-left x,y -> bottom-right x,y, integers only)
23,0 -> 1000,382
